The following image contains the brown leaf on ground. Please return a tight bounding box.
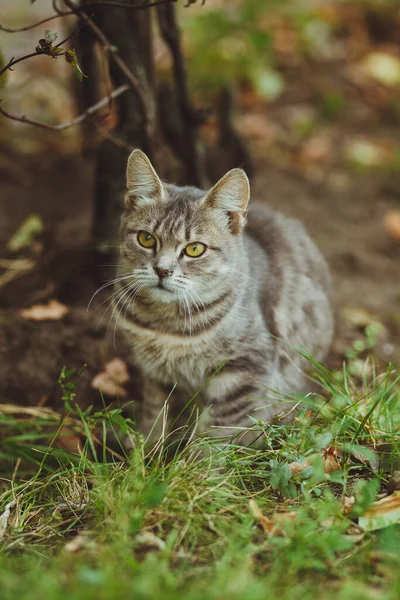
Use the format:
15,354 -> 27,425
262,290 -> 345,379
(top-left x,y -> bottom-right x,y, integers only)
55,425 -> 83,455
297,133 -> 333,165
342,496 -> 355,515
249,499 -> 296,535
384,209 -> 400,242
323,446 -> 341,473
91,357 -> 130,397
288,460 -> 311,476
288,447 -> 340,476
340,306 -> 382,329
19,299 -> 69,321
359,491 -> 400,531
0,500 -> 16,542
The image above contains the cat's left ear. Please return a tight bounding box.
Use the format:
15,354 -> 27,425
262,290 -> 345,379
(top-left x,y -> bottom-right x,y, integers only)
203,168 -> 250,233
125,149 -> 164,210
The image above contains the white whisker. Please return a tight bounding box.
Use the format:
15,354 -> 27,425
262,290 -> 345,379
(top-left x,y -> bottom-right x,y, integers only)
87,272 -> 137,310
95,282 -> 135,329
111,281 -> 145,348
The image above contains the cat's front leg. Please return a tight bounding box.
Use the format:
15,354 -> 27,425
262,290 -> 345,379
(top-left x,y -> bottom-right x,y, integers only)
204,370 -> 266,447
139,379 -> 171,444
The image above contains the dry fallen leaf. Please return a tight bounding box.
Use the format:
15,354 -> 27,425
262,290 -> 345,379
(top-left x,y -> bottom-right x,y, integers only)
56,425 -> 83,455
91,358 -> 130,397
341,306 -> 382,329
249,499 -> 296,535
0,500 -> 16,541
297,133 -> 333,165
288,447 -> 340,476
359,491 -> 400,531
7,213 -> 44,253
323,446 -> 341,473
64,533 -> 91,554
384,209 -> 400,242
288,460 -> 311,476
342,496 -> 355,516
19,299 -> 69,321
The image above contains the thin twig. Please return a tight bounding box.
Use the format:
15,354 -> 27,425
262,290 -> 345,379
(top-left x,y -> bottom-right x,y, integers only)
0,51 -> 54,78
82,0 -> 177,9
0,0 -> 178,33
63,0 -> 149,126
0,84 -> 129,131
55,14 -> 93,47
0,11 -> 76,33
0,16 -> 90,78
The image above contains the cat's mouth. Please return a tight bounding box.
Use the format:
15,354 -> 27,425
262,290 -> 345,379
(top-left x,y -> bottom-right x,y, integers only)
157,281 -> 173,292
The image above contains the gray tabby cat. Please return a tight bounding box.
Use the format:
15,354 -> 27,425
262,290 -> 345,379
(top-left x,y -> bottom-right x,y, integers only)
115,149 -> 333,446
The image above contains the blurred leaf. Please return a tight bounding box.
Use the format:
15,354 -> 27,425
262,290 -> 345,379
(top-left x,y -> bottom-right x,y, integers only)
269,460 -> 296,497
249,499 -> 297,535
344,139 -> 393,169
49,46 -> 63,57
65,49 -> 87,81
350,479 -> 380,518
363,52 -> 400,87
7,214 -> 44,253
91,358 -> 130,398
183,3 -> 279,96
44,30 -> 58,45
252,68 -> 284,100
19,299 -> 69,321
384,210 -> 400,242
251,30 -> 272,52
302,19 -> 332,51
321,92 -> 345,120
142,480 -> 168,508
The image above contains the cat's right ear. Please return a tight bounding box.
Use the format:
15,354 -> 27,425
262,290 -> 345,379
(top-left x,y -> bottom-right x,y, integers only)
125,149 -> 164,210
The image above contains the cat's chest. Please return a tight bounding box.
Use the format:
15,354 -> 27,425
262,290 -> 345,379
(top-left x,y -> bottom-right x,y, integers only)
127,326 -> 220,388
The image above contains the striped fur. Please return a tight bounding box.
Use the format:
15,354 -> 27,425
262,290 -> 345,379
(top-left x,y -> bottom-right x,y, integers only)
115,150 -> 334,445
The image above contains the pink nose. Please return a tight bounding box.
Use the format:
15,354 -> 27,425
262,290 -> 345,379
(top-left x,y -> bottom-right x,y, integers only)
155,267 -> 172,279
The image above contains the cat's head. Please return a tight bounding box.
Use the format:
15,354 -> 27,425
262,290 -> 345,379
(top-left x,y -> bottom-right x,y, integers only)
119,149 -> 250,304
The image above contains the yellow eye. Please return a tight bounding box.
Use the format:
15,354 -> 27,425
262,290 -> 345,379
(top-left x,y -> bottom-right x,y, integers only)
138,231 -> 156,248
184,242 -> 206,258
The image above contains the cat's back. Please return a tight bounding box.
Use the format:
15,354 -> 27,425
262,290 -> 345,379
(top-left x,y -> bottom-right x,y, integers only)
245,202 -> 333,363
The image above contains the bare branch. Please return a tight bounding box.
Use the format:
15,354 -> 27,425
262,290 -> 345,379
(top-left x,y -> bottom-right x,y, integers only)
0,84 -> 129,131
0,51 -> 65,79
81,0 -> 177,9
63,0 -> 149,126
0,0 -> 185,34
0,11 -> 76,34
55,13 -> 93,47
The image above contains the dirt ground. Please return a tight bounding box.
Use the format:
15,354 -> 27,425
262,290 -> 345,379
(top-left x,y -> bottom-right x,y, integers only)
0,147 -> 399,411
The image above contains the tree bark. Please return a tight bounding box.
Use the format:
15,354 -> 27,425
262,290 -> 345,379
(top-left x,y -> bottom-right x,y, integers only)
77,0 -> 156,270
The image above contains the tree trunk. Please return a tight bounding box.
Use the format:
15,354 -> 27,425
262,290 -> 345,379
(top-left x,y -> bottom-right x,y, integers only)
95,2 -> 155,261
77,0 -> 156,272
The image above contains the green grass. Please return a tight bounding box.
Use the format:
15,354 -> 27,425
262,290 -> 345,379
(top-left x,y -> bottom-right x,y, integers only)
1,357 -> 400,600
